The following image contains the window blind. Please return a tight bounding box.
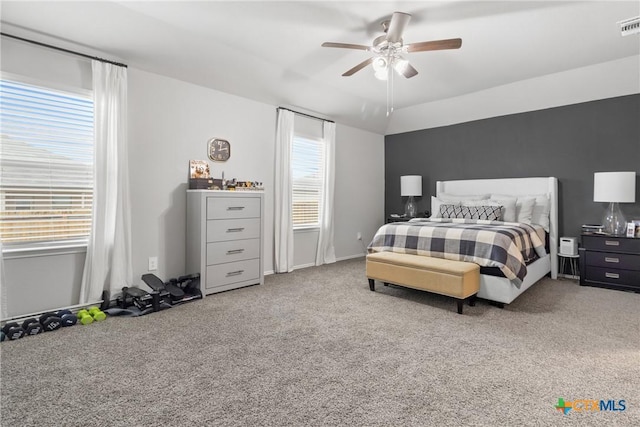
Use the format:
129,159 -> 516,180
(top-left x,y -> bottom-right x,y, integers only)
0,79 -> 94,246
291,135 -> 324,228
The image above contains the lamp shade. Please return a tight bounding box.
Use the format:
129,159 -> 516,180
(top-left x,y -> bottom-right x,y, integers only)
593,172 -> 636,203
401,175 -> 422,197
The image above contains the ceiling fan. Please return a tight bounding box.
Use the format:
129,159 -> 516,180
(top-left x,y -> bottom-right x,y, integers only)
322,11 -> 462,80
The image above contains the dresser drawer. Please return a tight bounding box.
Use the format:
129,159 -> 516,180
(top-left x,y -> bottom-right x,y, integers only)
585,266 -> 640,288
207,218 -> 261,242
207,238 -> 260,265
582,235 -> 640,254
585,251 -> 640,271
207,197 -> 260,220
205,259 -> 260,289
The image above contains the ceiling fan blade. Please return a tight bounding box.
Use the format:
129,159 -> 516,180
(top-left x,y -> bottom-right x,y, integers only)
400,62 -> 418,79
386,12 -> 411,43
322,42 -> 370,51
406,38 -> 462,53
342,57 -> 373,76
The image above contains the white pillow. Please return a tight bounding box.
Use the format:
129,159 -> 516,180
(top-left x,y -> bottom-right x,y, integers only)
488,195 -> 517,222
515,197 -> 536,224
431,196 -> 458,218
491,193 -> 550,230
528,194 -> 551,232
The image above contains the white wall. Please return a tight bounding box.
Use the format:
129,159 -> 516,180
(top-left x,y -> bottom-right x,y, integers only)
128,69 -> 385,282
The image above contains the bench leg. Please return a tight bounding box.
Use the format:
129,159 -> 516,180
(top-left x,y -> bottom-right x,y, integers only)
469,294 -> 477,307
457,299 -> 464,314
368,279 -> 375,291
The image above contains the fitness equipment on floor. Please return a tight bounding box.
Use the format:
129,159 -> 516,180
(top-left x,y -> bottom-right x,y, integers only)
22,318 -> 44,336
2,322 -> 25,340
88,307 -> 106,321
56,309 -> 77,327
39,312 -> 62,332
175,273 -> 203,300
76,309 -> 94,325
142,274 -> 184,303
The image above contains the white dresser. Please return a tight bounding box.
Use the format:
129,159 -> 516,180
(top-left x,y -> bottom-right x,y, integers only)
186,190 -> 264,295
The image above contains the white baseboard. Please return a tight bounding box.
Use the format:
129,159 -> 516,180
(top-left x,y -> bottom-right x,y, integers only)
264,253 -> 366,276
336,253 -> 365,262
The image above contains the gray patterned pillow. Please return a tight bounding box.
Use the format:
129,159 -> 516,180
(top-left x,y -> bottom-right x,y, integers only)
439,204 -> 503,221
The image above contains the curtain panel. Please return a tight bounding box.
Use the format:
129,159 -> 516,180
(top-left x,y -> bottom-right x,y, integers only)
80,61 -> 133,303
274,109 -> 295,273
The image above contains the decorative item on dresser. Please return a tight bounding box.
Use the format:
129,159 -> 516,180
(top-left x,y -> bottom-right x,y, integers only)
400,175 -> 422,218
186,190 -> 264,295
579,234 -> 640,293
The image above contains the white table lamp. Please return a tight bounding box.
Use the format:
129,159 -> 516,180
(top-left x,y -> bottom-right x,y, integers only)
593,171 -> 636,235
401,175 -> 422,218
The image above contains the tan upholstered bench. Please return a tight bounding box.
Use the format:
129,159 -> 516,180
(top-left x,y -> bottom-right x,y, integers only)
366,252 -> 480,314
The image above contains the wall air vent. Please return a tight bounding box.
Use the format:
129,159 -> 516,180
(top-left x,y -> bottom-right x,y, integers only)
618,16 -> 640,36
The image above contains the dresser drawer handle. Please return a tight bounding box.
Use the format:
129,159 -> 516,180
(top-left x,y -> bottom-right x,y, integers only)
227,227 -> 245,232
605,240 -> 619,246
226,249 -> 245,255
226,270 -> 244,277
227,206 -> 245,211
604,257 -> 619,263
605,272 -> 620,279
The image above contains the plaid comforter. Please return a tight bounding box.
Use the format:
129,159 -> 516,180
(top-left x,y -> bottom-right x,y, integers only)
367,218 -> 547,287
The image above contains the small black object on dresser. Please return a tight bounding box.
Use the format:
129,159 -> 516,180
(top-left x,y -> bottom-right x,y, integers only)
579,234 -> 640,293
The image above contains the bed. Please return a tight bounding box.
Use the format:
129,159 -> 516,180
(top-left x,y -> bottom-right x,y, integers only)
370,177 -> 558,305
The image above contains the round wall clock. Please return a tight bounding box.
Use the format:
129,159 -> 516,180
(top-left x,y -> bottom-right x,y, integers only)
207,138 -> 231,162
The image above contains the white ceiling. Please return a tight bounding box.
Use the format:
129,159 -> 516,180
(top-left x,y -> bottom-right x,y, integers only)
1,1 -> 639,134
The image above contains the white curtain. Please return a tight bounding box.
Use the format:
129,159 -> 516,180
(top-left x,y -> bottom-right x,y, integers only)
80,61 -> 132,303
0,243 -> 7,320
315,121 -> 336,266
274,109 -> 295,273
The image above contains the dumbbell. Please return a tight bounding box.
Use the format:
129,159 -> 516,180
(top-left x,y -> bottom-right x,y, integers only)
2,322 -> 25,340
88,306 -> 107,321
57,310 -> 77,327
76,309 -> 94,325
38,312 -> 62,332
22,318 -> 44,336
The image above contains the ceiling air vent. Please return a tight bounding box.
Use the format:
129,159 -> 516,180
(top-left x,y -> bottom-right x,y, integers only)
618,16 -> 640,36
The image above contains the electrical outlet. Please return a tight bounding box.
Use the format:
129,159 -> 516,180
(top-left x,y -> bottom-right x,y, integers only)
148,256 -> 158,271
357,232 -> 362,241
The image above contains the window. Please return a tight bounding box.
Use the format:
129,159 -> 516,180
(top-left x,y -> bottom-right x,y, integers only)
291,135 -> 325,228
0,78 -> 94,248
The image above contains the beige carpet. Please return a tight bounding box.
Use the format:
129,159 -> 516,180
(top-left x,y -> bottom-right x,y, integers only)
1,258 -> 638,426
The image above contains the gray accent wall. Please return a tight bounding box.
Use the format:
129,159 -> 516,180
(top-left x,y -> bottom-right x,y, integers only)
385,94 -> 640,238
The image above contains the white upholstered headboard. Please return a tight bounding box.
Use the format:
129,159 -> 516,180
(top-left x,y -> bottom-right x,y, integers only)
436,177 -> 558,279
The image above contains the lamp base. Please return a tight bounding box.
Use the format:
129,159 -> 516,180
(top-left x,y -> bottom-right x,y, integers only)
405,196 -> 418,218
602,202 -> 627,235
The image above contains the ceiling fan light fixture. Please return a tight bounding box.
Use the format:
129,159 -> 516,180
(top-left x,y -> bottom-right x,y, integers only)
372,57 -> 389,80
393,58 -> 409,75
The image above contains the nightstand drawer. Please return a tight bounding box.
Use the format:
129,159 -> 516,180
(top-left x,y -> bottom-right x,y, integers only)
585,266 -> 640,288
585,252 -> 640,271
582,235 -> 640,253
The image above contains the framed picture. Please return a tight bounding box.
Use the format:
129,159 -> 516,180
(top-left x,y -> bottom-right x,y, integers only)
189,160 -> 210,179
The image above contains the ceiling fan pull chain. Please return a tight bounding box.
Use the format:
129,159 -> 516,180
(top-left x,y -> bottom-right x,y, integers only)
386,63 -> 394,116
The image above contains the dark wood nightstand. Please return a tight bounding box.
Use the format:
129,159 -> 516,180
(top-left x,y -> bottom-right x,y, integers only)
579,234 -> 640,293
